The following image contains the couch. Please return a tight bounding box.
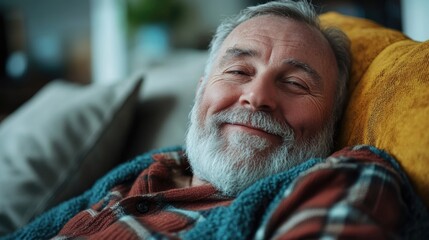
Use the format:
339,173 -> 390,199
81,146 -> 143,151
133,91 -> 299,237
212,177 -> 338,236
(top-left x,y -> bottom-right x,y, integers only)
0,12 -> 428,235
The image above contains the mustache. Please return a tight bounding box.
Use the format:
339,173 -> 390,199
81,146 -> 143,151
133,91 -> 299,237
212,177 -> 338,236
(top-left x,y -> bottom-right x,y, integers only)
209,108 -> 294,140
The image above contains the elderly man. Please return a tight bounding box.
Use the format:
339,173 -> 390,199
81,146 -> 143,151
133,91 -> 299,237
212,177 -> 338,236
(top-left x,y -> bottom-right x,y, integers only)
3,0 -> 426,239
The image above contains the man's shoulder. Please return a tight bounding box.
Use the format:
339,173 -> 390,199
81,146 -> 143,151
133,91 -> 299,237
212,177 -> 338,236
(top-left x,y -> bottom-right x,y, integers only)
318,145 -> 400,172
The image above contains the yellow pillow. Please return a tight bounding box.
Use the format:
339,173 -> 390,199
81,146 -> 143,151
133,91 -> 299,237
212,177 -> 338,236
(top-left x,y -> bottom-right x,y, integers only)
321,13 -> 429,206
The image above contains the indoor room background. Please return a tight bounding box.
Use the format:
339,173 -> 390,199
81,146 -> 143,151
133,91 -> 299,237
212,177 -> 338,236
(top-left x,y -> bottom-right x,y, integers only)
0,0 -> 427,121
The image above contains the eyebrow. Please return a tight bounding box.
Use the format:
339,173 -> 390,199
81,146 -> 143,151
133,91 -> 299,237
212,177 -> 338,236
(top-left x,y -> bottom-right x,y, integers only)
283,58 -> 322,84
225,47 -> 258,58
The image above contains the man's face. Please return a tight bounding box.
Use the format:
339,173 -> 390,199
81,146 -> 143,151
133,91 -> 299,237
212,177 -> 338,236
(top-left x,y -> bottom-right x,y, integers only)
186,15 -> 338,196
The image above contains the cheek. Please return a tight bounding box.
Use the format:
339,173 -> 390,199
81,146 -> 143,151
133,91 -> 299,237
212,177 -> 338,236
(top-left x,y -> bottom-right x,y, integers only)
198,81 -> 240,122
282,97 -> 332,140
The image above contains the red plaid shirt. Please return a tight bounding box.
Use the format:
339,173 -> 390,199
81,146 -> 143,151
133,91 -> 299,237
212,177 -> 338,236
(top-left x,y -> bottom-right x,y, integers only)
54,151 -> 232,239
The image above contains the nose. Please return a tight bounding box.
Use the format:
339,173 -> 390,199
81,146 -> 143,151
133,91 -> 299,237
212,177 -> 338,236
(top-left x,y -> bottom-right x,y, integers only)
239,77 -> 277,112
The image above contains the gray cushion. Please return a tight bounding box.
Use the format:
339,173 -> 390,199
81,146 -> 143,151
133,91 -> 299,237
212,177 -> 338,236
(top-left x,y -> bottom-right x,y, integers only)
123,50 -> 207,159
0,74 -> 142,234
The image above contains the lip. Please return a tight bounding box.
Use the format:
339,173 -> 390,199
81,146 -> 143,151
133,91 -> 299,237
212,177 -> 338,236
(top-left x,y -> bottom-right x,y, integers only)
231,122 -> 267,133
222,123 -> 282,142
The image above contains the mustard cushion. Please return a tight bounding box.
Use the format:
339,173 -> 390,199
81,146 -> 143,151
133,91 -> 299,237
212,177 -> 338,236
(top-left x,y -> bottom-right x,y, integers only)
320,13 -> 429,206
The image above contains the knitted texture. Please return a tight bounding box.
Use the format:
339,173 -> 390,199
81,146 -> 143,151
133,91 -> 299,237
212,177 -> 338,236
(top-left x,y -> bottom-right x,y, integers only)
183,158 -> 322,240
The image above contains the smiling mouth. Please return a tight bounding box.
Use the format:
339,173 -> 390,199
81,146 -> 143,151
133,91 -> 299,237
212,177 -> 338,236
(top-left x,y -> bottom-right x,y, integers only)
223,122 -> 282,140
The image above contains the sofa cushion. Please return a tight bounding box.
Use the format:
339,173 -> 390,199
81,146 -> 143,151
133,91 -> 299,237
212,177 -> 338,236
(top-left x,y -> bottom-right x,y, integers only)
0,75 -> 142,234
123,50 -> 207,159
321,13 -> 429,206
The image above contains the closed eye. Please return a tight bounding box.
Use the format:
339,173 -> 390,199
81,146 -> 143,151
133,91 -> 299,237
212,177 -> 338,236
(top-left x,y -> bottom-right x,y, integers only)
286,80 -> 307,90
224,65 -> 254,77
227,70 -> 247,75
279,78 -> 310,94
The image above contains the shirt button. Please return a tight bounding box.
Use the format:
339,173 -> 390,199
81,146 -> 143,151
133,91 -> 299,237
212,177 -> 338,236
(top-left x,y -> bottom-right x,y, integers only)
136,202 -> 149,214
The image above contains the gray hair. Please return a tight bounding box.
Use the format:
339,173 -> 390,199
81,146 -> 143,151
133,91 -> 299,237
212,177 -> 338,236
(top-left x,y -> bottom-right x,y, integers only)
203,0 -> 351,125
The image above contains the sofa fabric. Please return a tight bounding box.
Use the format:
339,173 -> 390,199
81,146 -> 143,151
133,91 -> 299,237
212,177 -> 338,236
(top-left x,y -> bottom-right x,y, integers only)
321,12 -> 429,206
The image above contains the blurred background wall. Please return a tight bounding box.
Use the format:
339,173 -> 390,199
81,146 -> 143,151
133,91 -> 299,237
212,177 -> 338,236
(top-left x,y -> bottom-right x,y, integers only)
0,0 -> 427,119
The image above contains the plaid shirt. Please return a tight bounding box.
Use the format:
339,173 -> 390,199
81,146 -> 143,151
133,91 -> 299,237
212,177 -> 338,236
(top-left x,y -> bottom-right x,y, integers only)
49,146 -> 425,239
54,151 -> 233,239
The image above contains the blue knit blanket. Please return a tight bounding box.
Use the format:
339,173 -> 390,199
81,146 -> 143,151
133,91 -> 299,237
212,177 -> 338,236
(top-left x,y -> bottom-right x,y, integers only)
2,145 -> 428,239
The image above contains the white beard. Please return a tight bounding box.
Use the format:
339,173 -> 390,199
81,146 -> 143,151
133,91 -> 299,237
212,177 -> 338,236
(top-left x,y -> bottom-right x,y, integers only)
185,99 -> 334,196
